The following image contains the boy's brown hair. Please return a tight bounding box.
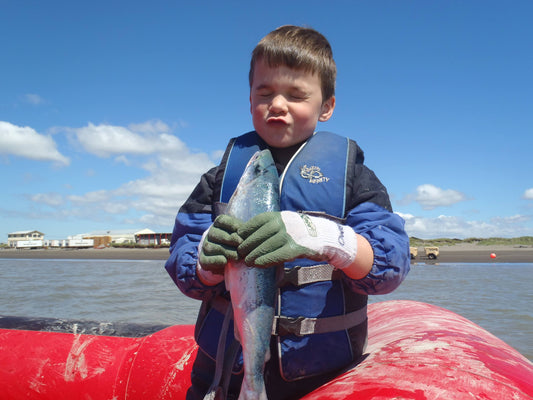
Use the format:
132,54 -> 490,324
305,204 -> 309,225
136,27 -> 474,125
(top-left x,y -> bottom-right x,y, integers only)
249,25 -> 337,101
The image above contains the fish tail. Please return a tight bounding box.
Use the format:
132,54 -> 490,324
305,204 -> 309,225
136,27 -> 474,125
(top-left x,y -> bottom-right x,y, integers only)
238,378 -> 268,400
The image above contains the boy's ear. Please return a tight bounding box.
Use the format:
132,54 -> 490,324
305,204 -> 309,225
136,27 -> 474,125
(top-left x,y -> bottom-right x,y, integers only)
319,96 -> 335,122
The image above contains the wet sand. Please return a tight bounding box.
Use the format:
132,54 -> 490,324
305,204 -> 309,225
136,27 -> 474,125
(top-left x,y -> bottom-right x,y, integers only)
412,244 -> 533,263
1,244 -> 533,263
0,247 -> 171,260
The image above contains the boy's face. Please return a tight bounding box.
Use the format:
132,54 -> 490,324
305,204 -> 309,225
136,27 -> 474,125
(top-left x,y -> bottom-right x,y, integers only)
250,60 -> 335,148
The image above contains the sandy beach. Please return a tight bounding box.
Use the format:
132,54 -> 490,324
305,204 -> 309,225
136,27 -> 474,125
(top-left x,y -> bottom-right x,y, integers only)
414,244 -> 533,263
1,244 -> 533,263
0,247 -> 171,260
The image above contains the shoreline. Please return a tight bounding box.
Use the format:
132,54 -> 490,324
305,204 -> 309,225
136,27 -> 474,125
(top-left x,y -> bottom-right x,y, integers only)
1,244 -> 532,263
413,245 -> 533,264
0,247 -> 171,260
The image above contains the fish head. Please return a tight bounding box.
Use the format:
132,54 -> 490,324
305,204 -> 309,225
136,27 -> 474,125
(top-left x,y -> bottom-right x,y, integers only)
226,150 -> 280,221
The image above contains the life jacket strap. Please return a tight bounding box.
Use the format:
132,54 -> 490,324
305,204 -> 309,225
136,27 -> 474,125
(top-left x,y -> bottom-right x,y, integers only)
204,305 -> 235,400
276,264 -> 343,287
208,295 -> 366,337
272,306 -> 367,336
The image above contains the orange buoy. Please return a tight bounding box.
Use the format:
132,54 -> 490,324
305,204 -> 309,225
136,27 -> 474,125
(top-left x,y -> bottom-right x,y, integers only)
490,253 -> 497,259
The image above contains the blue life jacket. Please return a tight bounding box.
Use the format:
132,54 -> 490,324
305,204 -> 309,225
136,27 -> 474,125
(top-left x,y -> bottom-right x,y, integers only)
196,131 -> 368,381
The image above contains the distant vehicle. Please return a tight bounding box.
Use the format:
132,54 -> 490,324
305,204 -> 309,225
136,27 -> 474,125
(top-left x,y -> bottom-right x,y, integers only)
410,246 -> 439,260
424,247 -> 439,260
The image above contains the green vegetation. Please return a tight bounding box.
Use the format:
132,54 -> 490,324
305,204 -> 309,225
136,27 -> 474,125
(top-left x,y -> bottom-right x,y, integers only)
410,237 -> 461,247
409,236 -> 533,247
465,236 -> 533,246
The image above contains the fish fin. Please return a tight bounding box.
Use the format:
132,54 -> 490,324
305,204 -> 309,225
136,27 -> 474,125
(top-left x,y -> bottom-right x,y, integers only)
202,386 -> 223,400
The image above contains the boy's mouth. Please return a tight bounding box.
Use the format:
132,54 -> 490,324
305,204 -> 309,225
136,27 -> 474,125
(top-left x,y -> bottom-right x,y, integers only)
266,116 -> 288,126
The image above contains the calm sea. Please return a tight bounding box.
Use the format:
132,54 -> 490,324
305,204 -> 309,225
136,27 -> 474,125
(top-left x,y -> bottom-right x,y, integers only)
1,258 -> 531,361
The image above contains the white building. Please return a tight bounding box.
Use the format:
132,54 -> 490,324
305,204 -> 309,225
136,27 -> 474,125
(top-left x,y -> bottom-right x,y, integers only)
72,229 -> 140,246
6,228 -> 171,248
135,228 -> 171,245
7,230 -> 45,248
73,228 -> 171,246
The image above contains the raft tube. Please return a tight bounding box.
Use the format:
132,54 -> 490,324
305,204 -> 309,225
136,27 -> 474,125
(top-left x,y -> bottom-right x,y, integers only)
0,300 -> 531,399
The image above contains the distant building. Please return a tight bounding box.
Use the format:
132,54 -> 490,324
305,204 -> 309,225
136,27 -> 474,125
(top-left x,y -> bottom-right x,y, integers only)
135,229 -> 171,246
7,230 -> 45,248
6,229 -> 172,249
73,229 -> 139,247
73,229 -> 171,246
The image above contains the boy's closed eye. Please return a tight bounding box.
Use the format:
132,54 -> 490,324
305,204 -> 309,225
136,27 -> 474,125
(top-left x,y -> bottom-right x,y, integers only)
257,91 -> 273,98
254,89 -> 309,101
289,90 -> 309,101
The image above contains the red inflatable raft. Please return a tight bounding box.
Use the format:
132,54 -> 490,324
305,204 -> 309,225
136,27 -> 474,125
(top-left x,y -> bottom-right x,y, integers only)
1,300 -> 532,399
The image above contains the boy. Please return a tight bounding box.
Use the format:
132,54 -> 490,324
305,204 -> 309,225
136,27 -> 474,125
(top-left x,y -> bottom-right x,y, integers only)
165,25 -> 410,399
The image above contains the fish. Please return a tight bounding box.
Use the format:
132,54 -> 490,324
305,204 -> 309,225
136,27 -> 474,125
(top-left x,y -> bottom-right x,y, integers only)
225,149 -> 280,400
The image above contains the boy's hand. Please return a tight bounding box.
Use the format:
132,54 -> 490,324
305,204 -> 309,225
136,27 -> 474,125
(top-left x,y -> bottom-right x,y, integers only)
237,211 -> 358,269
198,215 -> 243,275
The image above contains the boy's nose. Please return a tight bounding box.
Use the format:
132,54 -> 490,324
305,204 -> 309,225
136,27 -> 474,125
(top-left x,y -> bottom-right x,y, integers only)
269,95 -> 288,114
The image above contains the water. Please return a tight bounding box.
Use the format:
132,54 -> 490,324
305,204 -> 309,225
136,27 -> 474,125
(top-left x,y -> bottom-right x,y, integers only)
1,259 -> 531,361
0,258 -> 199,326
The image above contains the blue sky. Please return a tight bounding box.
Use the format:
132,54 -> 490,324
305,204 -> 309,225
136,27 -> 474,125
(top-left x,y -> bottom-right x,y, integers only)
1,0 -> 532,241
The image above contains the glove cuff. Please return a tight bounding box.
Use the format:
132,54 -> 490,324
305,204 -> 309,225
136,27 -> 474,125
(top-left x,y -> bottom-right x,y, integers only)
281,211 -> 358,270
196,262 -> 225,285
196,229 -> 224,286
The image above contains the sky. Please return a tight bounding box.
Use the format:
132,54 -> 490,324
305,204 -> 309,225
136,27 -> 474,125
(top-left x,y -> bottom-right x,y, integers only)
1,0 -> 532,241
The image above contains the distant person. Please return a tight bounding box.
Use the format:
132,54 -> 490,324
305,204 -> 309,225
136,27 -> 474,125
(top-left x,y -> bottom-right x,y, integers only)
166,25 -> 410,399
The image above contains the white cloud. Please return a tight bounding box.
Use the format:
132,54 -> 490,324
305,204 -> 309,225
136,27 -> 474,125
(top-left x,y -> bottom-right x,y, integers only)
211,149 -> 225,163
29,193 -> 65,207
23,94 -> 44,105
412,184 -> 467,210
0,121 -> 70,166
27,120 -> 218,232
128,120 -> 171,134
523,188 -> 533,200
398,212 -> 532,239
114,155 -> 130,165
73,121 -> 185,157
68,190 -> 111,204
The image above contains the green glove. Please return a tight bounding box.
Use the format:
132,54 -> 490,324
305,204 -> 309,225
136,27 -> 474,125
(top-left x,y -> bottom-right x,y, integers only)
237,211 -> 358,269
198,215 -> 243,275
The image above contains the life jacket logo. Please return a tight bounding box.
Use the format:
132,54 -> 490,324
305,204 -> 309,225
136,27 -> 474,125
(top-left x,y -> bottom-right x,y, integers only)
300,165 -> 330,184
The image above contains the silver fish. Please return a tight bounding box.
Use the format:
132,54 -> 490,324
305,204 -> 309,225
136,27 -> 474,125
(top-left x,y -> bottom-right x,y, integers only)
225,149 -> 279,400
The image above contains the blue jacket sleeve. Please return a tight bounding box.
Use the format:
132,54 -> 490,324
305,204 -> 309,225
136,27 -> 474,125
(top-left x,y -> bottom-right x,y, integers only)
345,202 -> 410,295
342,162 -> 410,295
164,166 -> 226,301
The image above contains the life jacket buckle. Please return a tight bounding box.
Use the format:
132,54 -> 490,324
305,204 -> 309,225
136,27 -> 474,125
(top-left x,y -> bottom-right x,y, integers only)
274,315 -> 308,337
276,266 -> 301,287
